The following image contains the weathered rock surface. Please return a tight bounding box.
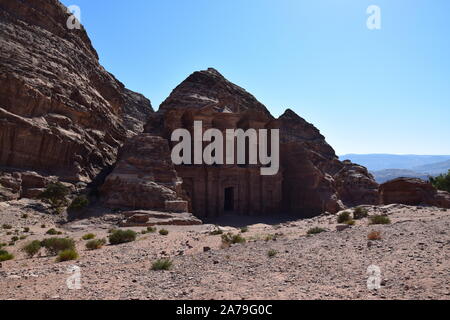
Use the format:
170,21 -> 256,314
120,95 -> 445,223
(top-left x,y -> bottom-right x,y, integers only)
100,134 -> 187,211
333,160 -> 380,207
0,0 -> 153,185
379,177 -> 450,208
0,170 -> 61,201
106,69 -> 379,217
120,210 -> 202,227
158,68 -> 272,117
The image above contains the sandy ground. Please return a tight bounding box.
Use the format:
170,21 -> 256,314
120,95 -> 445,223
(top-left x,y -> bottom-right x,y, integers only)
0,201 -> 449,300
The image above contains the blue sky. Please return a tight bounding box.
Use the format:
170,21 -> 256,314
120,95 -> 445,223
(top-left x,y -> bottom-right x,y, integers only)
61,0 -> 450,155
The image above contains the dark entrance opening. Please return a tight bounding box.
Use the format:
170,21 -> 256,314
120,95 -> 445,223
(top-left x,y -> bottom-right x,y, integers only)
224,187 -> 234,212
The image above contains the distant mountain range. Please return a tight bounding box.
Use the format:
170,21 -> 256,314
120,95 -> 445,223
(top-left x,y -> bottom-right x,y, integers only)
339,154 -> 450,183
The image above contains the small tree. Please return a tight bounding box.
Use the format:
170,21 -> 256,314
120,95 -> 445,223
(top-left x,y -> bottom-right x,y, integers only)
38,182 -> 69,212
430,170 -> 450,193
68,195 -> 89,211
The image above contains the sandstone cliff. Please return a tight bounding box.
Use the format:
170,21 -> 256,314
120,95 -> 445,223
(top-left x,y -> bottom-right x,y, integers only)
0,0 -> 153,190
103,68 -> 379,217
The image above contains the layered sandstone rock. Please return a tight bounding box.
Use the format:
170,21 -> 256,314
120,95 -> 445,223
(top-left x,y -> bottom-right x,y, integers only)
104,68 -> 378,218
158,68 -> 272,118
333,160 -> 379,207
119,211 -> 202,227
0,0 -> 153,185
100,134 -> 188,211
0,170 -> 61,201
379,177 -> 450,208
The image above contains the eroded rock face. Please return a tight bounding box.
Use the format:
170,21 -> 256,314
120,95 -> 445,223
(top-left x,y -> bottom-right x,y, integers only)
100,134 -> 187,211
379,178 -> 450,208
0,0 -> 153,184
158,68 -> 272,118
278,110 -> 380,216
0,170 -> 60,201
104,69 -> 379,217
333,160 -> 379,207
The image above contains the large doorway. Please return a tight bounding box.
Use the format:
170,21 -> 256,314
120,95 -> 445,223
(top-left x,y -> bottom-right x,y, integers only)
224,187 -> 234,212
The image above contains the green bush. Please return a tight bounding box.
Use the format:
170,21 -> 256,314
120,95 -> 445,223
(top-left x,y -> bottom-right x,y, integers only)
46,228 -> 60,235
57,249 -> 78,262
21,214 -> 28,219
11,236 -> 19,242
38,182 -> 69,210
159,229 -> 169,236
2,224 -> 12,230
430,170 -> 450,193
240,226 -> 249,233
353,207 -> 369,219
369,215 -> 391,225
151,258 -> 173,271
86,238 -> 106,250
146,226 -> 157,233
41,237 -> 75,255
0,249 -> 14,262
221,233 -> 246,246
68,195 -> 89,211
267,249 -> 278,258
23,227 -> 30,233
337,211 -> 351,223
346,219 -> 356,226
23,240 -> 42,257
82,233 -> 95,240
109,229 -> 137,245
307,227 -> 326,235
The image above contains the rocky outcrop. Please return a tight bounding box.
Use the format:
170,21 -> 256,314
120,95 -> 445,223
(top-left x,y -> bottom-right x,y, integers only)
333,160 -> 379,207
119,211 -> 202,227
0,170 -> 62,201
158,68 -> 272,118
103,69 -> 378,218
0,0 -> 153,185
278,110 -> 379,216
379,178 -> 450,208
100,134 -> 188,211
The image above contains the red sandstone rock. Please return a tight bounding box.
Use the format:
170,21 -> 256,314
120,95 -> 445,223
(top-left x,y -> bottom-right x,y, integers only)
119,211 -> 202,227
119,69 -> 378,218
0,170 -> 59,200
0,1 -> 381,218
100,134 -> 185,211
0,0 -> 153,185
333,160 -> 379,207
379,177 -> 450,208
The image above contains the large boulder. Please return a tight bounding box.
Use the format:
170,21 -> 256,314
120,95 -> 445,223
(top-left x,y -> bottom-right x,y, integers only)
0,0 -> 153,184
333,160 -> 379,207
379,177 -> 450,208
